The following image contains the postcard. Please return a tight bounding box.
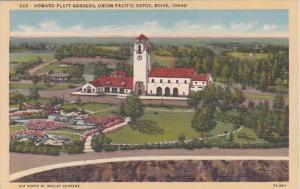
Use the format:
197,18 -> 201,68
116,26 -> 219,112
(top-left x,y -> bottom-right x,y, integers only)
0,0 -> 298,189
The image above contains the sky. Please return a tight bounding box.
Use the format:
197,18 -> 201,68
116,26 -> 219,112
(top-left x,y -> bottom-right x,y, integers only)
10,10 -> 288,38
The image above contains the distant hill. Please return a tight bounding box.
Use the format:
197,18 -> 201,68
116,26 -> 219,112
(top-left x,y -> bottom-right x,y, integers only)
10,37 -> 288,46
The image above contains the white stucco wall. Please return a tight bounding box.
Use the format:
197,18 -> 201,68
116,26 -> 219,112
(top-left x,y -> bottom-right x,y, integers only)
133,42 -> 151,92
81,83 -> 97,93
147,77 -> 191,96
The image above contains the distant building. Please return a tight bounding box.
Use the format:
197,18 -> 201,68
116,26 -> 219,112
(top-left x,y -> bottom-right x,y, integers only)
49,73 -> 70,83
79,34 -> 213,97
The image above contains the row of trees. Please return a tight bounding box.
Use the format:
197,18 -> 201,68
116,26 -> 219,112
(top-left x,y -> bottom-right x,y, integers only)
189,84 -> 288,143
55,44 -> 130,60
212,52 -> 288,91
10,56 -> 43,80
93,61 -> 133,79
153,44 -> 288,92
10,43 -> 57,51
240,94 -> 288,143
189,85 -> 246,137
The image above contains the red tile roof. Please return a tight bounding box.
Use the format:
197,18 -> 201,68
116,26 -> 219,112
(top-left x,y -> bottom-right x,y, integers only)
90,76 -> 133,89
192,74 -> 210,82
111,70 -> 126,77
136,34 -> 148,41
149,67 -> 196,78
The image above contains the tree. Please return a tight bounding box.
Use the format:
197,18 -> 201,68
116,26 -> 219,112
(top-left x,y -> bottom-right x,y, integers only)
31,74 -> 40,86
43,76 -> 51,87
91,134 -> 112,152
191,107 -> 216,137
278,106 -> 289,141
9,92 -> 26,105
233,88 -> 246,107
93,62 -> 109,78
29,86 -> 40,99
178,133 -> 186,143
120,96 -> 144,123
273,92 -> 285,112
228,132 -> 234,142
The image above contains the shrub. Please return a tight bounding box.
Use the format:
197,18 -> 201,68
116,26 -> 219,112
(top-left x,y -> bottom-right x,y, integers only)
129,120 -> 164,135
237,132 -> 256,141
63,141 -> 84,154
178,133 -> 186,143
9,141 -> 61,156
91,134 -> 112,152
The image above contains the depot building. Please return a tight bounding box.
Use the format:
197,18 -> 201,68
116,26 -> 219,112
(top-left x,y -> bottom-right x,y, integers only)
79,34 -> 213,97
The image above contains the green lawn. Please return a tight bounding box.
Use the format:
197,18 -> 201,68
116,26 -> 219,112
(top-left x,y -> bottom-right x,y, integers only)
10,125 -> 26,134
233,127 -> 266,144
10,82 -> 73,91
228,52 -> 269,61
38,63 -> 68,73
63,103 -> 117,113
245,93 -> 275,101
49,128 -> 87,135
107,109 -> 235,144
48,131 -> 81,141
10,51 -> 55,63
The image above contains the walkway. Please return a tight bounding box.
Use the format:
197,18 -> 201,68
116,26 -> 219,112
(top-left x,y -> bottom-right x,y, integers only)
83,135 -> 94,153
83,117 -> 131,153
28,59 -> 57,75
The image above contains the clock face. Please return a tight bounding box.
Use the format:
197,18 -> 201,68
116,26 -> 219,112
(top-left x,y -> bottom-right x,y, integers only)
137,55 -> 142,61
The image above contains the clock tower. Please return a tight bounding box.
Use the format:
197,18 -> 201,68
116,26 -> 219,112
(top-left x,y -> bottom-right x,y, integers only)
133,34 -> 151,95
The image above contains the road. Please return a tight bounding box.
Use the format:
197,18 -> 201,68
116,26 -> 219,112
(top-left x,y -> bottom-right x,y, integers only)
10,147 -> 288,174
28,59 -> 57,75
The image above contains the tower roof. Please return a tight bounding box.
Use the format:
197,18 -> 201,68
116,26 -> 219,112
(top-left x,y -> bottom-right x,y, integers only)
136,34 -> 148,41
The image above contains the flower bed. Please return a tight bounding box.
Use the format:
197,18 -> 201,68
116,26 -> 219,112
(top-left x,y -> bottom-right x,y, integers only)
10,110 -> 42,119
10,129 -> 47,141
82,115 -> 124,128
26,119 -> 65,131
80,115 -> 125,141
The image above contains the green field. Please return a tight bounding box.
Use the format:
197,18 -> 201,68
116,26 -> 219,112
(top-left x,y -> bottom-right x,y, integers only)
107,109 -> 236,144
96,45 -> 120,51
244,93 -> 275,101
63,102 -> 117,113
39,63 -> 68,73
228,52 -> 268,60
233,127 -> 265,144
10,82 -> 74,91
10,51 -> 55,63
153,55 -> 176,67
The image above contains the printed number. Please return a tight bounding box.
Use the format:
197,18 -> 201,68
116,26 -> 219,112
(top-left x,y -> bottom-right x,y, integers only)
273,183 -> 287,187
19,4 -> 28,8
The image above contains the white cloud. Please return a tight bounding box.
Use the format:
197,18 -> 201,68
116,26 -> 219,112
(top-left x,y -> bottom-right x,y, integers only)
230,22 -> 256,31
209,25 -> 223,30
263,24 -> 279,31
11,20 -> 288,38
